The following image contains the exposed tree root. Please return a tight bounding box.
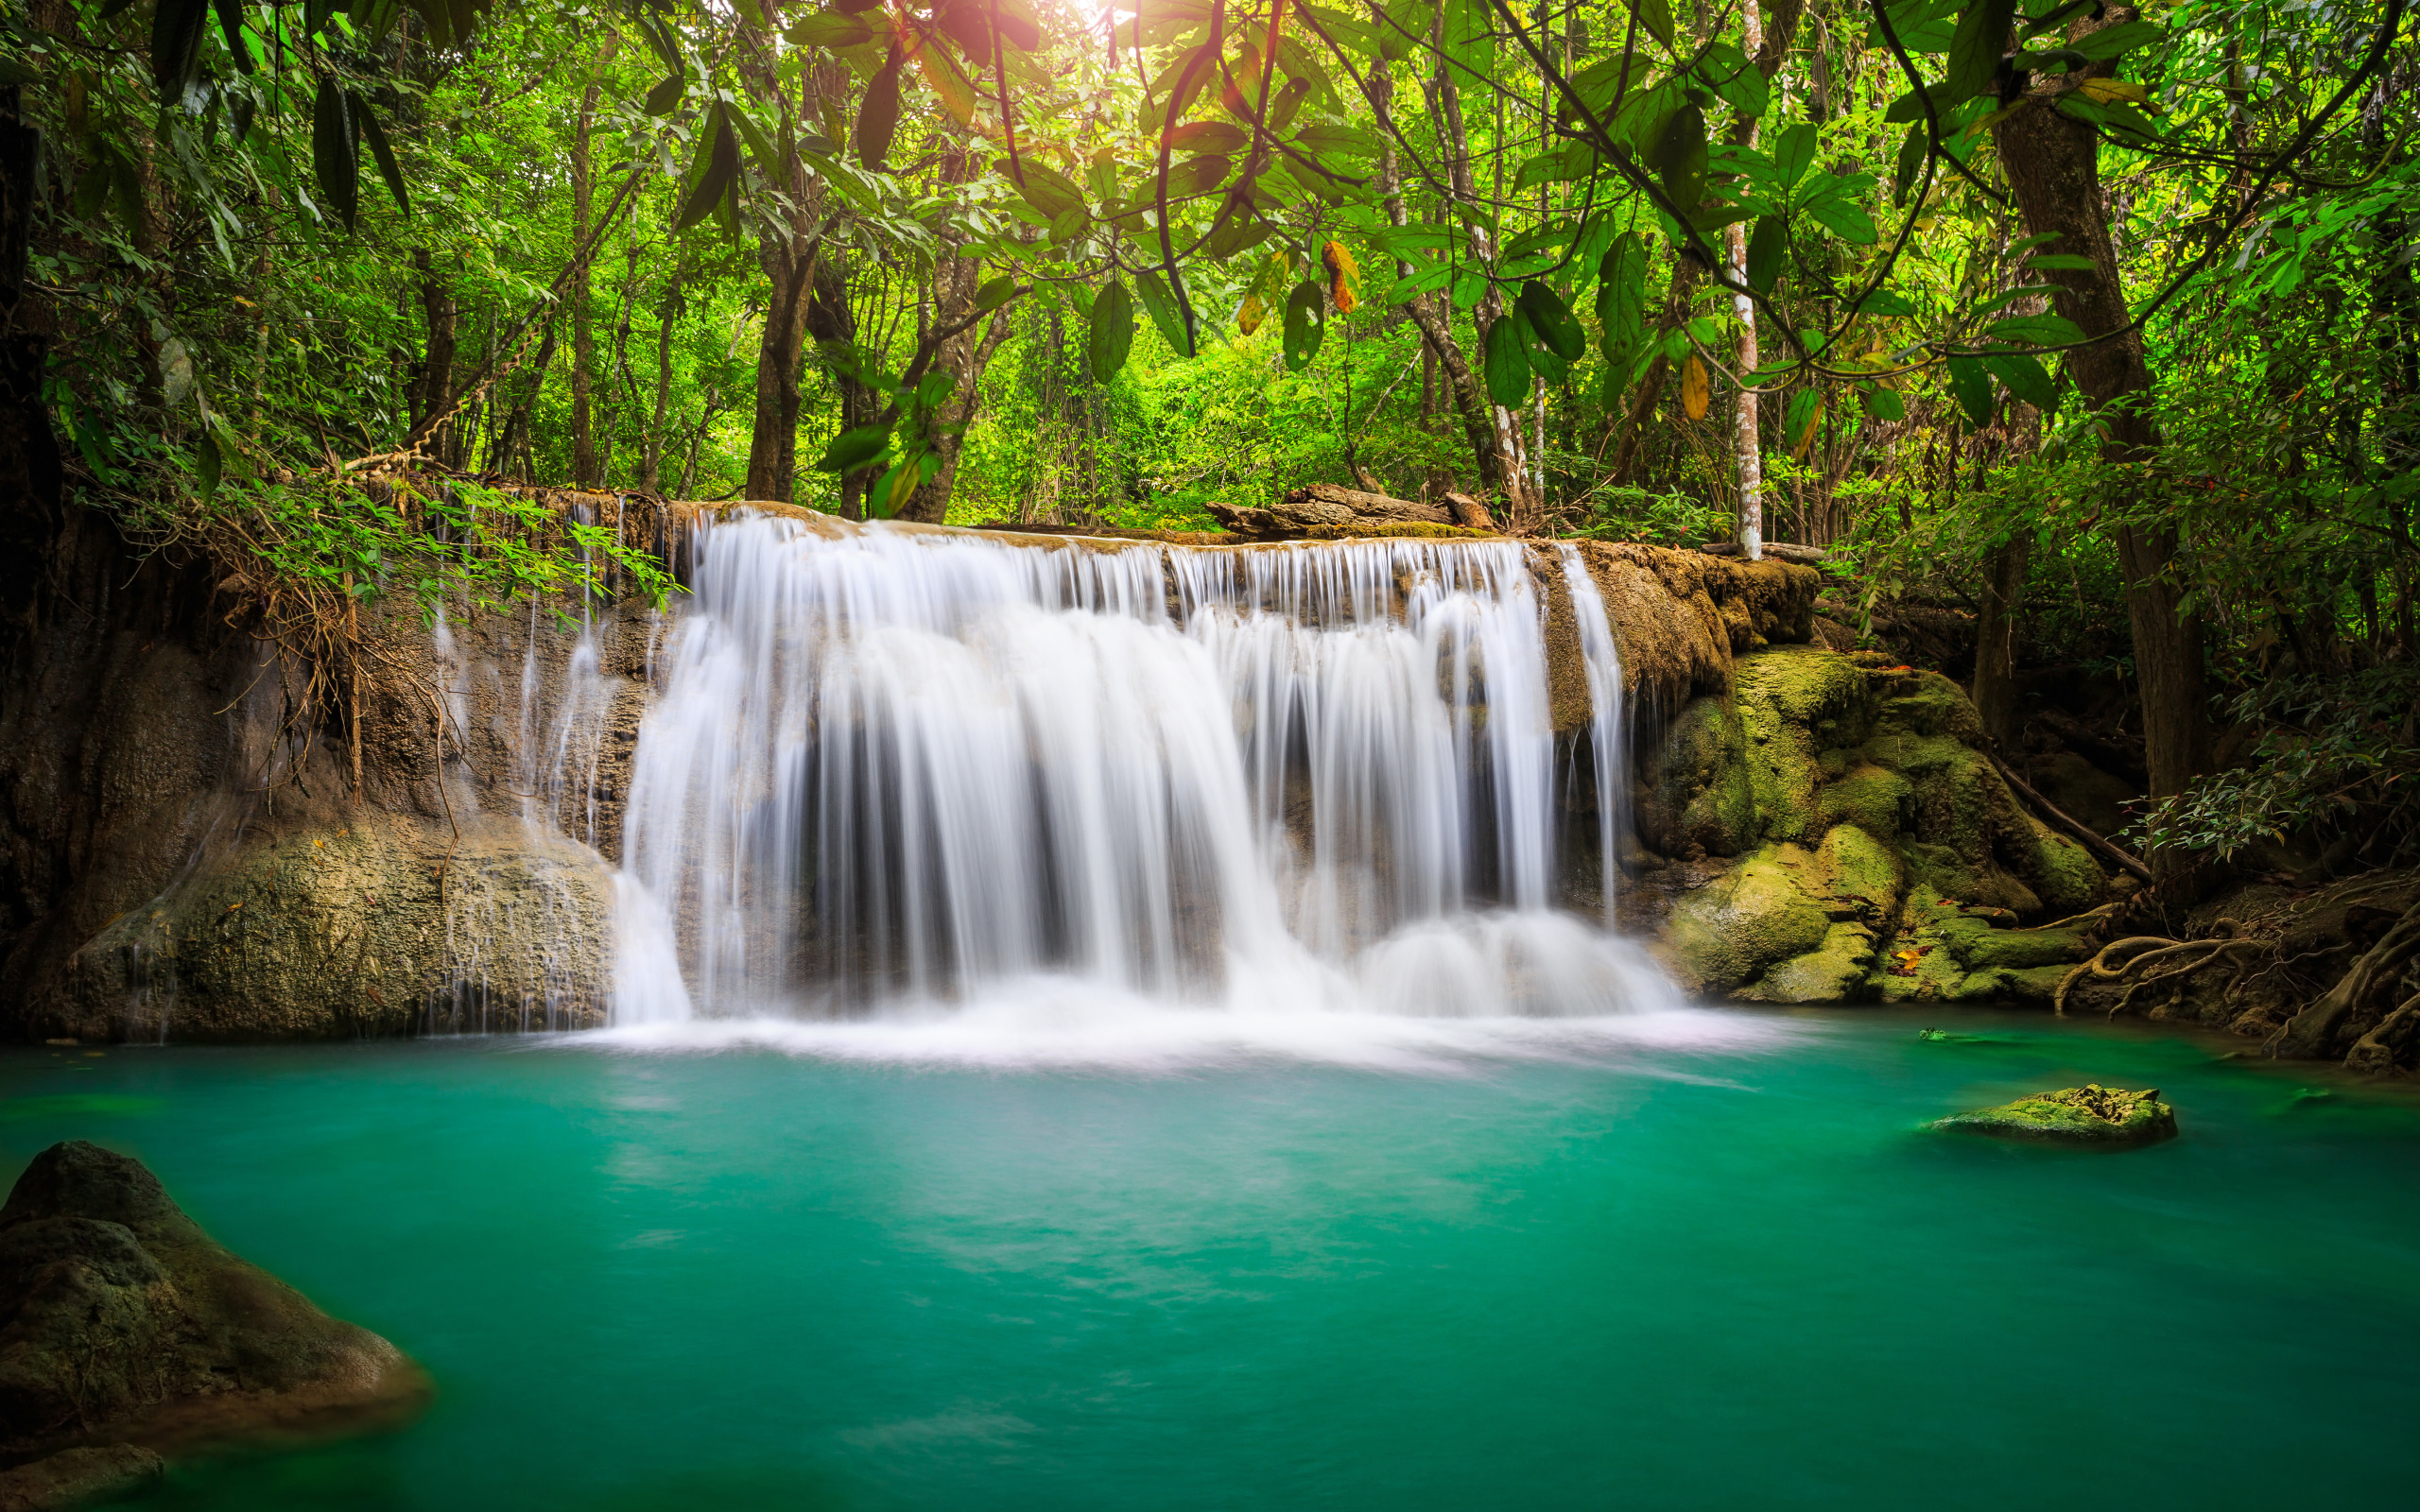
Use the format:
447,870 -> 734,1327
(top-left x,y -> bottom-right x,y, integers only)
2053,935 -> 2272,1020
2265,897 -> 2420,1062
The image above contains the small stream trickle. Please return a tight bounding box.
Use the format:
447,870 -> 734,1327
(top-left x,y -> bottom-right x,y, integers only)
610,513 -> 1666,1026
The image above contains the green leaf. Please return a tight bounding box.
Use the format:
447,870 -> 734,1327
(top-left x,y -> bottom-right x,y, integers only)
211,0 -> 254,73
998,158 -> 1086,221
1135,268 -> 1196,358
1651,103 -> 1708,208
674,108 -> 740,232
1893,120 -> 1927,206
975,276 -> 1017,313
2069,19 -> 2160,60
1625,0 -> 1676,51
1168,121 -> 1248,155
311,79 -> 358,232
2026,252 -> 2097,270
643,73 -> 684,116
1858,288 -> 1920,318
1945,0 -> 2021,104
150,0 -> 209,106
1089,280 -> 1136,381
786,12 -> 875,49
196,429 -> 222,499
1784,388 -> 1822,454
1980,351 -> 2056,410
1281,279 -> 1325,371
1597,231 -> 1650,368
1805,198 -> 1877,245
856,47 -> 903,170
1698,41 -> 1769,119
1985,312 -> 2085,345
815,422 -> 893,474
1772,123 -> 1819,190
1884,83 -> 1960,125
1516,282 -> 1585,362
353,94 -> 410,218
1483,315 -> 1531,407
1945,353 -> 1995,427
1379,0 -> 1435,60
1858,386 -> 1907,421
1745,215 -> 1786,293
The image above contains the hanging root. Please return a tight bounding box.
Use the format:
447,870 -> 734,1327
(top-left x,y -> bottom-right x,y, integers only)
2052,936 -> 2271,1019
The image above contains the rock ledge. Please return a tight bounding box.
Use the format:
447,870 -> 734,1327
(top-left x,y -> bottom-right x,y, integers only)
1933,1084 -> 2178,1147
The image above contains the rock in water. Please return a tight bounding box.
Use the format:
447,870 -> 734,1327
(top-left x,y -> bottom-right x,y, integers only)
1933,1085 -> 2178,1147
0,1142 -> 429,1501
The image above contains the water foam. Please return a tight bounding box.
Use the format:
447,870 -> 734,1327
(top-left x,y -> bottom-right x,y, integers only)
611,514 -> 1670,1033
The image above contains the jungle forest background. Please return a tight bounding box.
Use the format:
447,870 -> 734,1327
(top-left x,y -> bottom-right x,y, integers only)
0,0 -> 2415,871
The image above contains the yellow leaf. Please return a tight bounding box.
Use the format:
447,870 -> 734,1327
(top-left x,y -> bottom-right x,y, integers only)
1790,395 -> 1822,459
1239,293 -> 1266,335
2077,77 -> 2161,113
1682,354 -> 1709,421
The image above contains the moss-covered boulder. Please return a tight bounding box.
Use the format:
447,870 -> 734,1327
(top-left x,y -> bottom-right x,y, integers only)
1932,1085 -> 2178,1147
1640,644 -> 2111,1005
1663,845 -> 1834,991
31,815 -> 613,1042
0,1142 -> 429,1480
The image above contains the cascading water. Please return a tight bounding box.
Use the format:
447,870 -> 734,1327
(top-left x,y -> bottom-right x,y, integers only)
611,511 -> 1674,1029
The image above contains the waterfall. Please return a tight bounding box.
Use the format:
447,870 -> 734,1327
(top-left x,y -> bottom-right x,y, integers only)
612,511 -> 1668,1024
1558,544 -> 1630,923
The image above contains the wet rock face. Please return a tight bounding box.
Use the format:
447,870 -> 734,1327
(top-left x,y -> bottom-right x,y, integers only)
1933,1085 -> 2178,1147
1634,646 -> 2109,1004
0,1141 -> 427,1487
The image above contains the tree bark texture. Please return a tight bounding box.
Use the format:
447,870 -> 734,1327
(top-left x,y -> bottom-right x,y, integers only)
1991,7 -> 2208,817
569,83 -> 601,487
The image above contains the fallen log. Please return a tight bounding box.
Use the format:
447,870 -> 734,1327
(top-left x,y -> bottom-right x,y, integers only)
1991,753 -> 2155,884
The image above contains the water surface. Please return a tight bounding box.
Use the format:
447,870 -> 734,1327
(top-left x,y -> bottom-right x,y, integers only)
3,1006 -> 2414,1510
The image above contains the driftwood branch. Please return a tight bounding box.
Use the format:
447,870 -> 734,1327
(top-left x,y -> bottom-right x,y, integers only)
1991,753 -> 2154,883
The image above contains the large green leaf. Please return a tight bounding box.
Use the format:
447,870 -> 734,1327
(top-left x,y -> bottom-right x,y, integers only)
1516,282 -> 1585,361
1805,197 -> 1877,245
150,0 -> 209,105
311,79 -> 358,232
1745,215 -> 1786,293
1090,281 -> 1136,381
1483,315 -> 1531,407
855,48 -> 903,169
1596,231 -> 1650,368
1282,279 -> 1325,371
1650,103 -> 1707,208
1945,353 -> 1995,427
2069,19 -> 2161,60
1893,120 -> 1927,205
1771,123 -> 1819,190
1859,386 -> 1908,421
997,158 -> 1086,221
674,108 -> 739,232
1985,312 -> 2084,345
1945,0 -> 2021,104
814,423 -> 893,474
1981,352 -> 2057,411
211,0 -> 253,73
354,94 -> 410,218
1135,269 -> 1196,358
1625,0 -> 1676,51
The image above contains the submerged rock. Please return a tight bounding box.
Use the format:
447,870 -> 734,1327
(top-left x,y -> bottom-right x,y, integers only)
0,1142 -> 429,1487
1933,1085 -> 2178,1147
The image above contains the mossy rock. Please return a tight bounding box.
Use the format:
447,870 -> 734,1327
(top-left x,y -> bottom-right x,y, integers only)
1641,693 -> 1757,858
1739,921 -> 1877,1004
2012,819 -> 2104,916
1938,915 -> 2096,971
1735,648 -> 1871,845
1810,823 -> 1903,923
1819,762 -> 1913,841
1870,670 -> 1988,744
1664,844 -> 1833,991
1933,1085 -> 2178,1147
1956,964 -> 2078,1003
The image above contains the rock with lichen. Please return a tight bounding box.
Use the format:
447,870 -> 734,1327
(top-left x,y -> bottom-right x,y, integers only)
1932,1084 -> 2178,1146
0,1141 -> 429,1499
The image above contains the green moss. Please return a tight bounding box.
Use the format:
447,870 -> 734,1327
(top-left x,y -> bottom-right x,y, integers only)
1733,648 -> 1873,846
1819,762 -> 1912,840
1956,964 -> 2078,1003
1734,645 -> 1870,727
1933,1085 -> 2178,1146
1870,670 -> 1988,743
1643,693 -> 1757,857
1939,915 -> 2096,971
1739,921 -> 1876,1004
1664,843 -> 1833,991
1811,822 -> 1903,922
2014,820 -> 2105,915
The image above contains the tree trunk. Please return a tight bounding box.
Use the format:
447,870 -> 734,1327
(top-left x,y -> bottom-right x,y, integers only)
1970,533 -> 2031,748
642,271 -> 683,493
1991,6 -> 2207,828
898,142 -> 1011,524
409,248 -> 457,465
569,83 -> 601,486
